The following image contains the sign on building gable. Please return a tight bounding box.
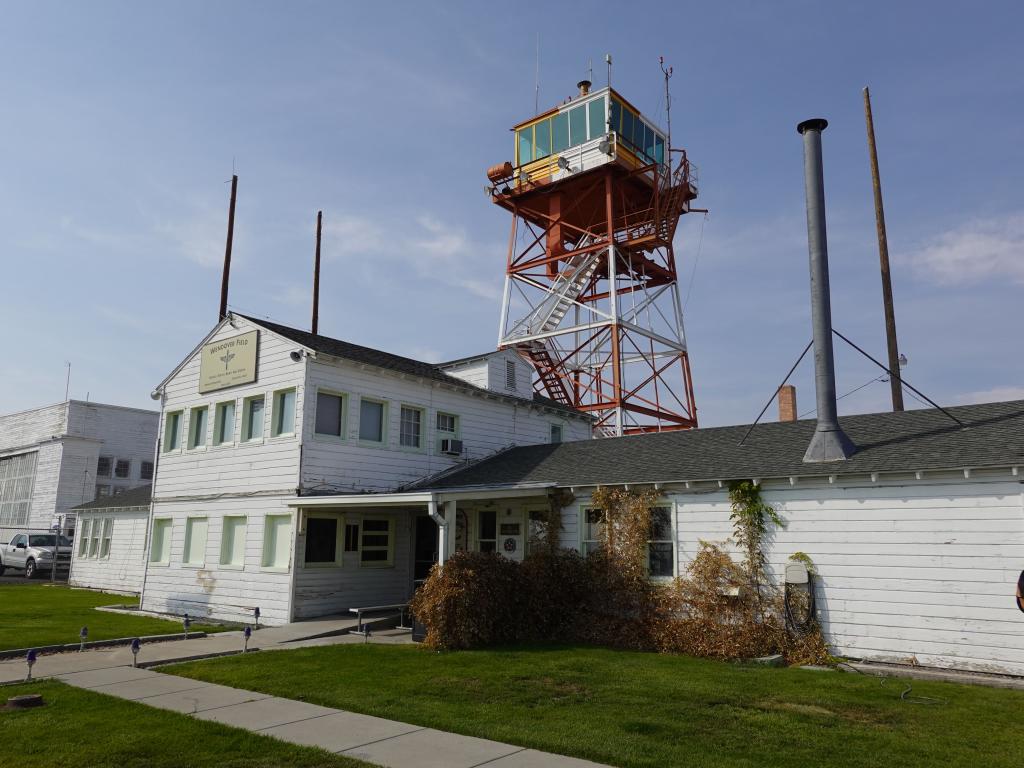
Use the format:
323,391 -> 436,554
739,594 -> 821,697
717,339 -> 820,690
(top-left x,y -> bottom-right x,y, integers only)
199,331 -> 259,393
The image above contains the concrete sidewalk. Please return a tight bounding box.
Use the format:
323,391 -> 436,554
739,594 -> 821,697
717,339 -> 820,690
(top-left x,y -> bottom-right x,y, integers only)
0,616 -> 409,685
55,665 -> 609,768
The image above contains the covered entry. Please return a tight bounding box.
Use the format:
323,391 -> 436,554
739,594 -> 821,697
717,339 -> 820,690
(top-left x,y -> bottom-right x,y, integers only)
288,487 -> 556,620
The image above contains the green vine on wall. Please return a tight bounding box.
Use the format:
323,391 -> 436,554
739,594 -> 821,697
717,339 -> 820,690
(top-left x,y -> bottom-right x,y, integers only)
728,480 -> 783,612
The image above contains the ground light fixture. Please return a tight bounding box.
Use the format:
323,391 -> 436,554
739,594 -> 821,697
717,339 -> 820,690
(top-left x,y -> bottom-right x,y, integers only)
25,649 -> 36,682
182,613 -> 191,639
130,638 -> 141,667
253,607 -> 260,627
243,625 -> 252,653
79,626 -> 88,651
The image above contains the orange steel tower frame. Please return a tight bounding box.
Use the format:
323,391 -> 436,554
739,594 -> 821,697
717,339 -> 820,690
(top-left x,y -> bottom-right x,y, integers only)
488,83 -> 699,436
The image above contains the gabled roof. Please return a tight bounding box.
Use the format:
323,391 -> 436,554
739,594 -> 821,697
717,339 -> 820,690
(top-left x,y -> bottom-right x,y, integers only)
237,314 -> 587,419
408,400 -> 1024,490
72,485 -> 152,511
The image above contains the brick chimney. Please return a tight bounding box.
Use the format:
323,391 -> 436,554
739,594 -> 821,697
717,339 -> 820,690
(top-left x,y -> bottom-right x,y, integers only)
779,385 -> 798,422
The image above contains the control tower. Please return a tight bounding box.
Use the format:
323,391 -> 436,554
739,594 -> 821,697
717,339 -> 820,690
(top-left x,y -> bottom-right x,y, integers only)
487,79 -> 699,436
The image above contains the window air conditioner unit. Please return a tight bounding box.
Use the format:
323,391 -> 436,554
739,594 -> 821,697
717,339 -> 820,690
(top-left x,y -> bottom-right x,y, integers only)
440,438 -> 463,456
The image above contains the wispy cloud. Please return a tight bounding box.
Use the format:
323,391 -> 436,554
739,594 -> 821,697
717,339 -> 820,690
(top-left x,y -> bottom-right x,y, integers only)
154,207 -> 230,269
952,385 -> 1024,405
903,212 -> 1024,285
323,212 -> 502,300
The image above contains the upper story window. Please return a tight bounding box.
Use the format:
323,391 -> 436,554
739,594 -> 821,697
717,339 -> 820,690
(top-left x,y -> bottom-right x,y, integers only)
114,459 -> 131,478
213,401 -> 235,445
315,391 -> 345,438
516,95 -> 608,166
242,396 -> 265,442
164,411 -> 183,452
358,398 -> 386,444
608,96 -> 665,167
437,412 -> 458,436
0,452 -> 36,528
140,461 -> 154,481
399,406 -> 423,449
271,388 -> 296,437
188,406 -> 208,450
96,456 -> 112,477
95,484 -> 111,498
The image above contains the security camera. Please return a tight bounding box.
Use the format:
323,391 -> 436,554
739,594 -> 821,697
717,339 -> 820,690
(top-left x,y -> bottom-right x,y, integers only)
289,350 -> 303,362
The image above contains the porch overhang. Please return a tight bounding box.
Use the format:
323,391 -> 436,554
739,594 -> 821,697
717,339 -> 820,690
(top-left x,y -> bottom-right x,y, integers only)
287,484 -> 557,509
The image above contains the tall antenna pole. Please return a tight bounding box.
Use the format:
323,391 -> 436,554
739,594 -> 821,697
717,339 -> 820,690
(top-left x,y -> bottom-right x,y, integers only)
64,361 -> 71,401
605,53 -> 612,88
219,174 -> 238,321
312,210 -> 322,335
534,33 -> 540,114
863,87 -> 903,411
660,56 -> 673,150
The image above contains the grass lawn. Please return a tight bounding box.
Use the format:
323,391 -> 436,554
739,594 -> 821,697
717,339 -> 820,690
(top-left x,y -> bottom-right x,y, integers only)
0,585 -> 231,651
169,644 -> 1024,768
0,680 -> 369,768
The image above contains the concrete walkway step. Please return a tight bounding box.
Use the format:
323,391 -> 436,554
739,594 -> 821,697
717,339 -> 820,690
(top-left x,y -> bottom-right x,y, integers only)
54,666 -> 611,768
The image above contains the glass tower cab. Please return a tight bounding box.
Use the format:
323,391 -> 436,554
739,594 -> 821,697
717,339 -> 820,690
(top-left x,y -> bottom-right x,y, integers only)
503,82 -> 668,189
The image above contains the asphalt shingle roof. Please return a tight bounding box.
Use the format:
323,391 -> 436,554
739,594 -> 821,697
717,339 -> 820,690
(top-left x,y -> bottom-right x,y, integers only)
239,315 -> 585,418
411,400 -> 1024,490
72,485 -> 152,511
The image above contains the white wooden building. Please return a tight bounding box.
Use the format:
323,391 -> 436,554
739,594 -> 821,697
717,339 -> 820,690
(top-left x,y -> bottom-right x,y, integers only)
312,399 -> 1024,677
0,400 -> 158,542
136,313 -> 592,624
68,485 -> 151,594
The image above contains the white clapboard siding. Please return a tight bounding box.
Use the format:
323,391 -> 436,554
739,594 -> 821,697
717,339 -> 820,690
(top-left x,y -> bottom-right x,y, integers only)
301,357 -> 588,492
292,511 -> 415,619
69,508 -> 149,594
140,495 -> 296,625
156,318 -> 304,498
568,477 -> 1024,676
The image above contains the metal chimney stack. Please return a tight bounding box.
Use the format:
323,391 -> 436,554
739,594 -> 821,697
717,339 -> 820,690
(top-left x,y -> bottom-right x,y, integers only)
798,118 -> 856,463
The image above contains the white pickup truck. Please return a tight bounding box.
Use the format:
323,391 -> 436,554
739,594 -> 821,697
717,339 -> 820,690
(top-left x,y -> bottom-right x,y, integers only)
0,533 -> 73,579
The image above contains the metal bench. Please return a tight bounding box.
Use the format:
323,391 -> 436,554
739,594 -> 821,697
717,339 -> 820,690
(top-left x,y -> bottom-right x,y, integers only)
349,603 -> 411,635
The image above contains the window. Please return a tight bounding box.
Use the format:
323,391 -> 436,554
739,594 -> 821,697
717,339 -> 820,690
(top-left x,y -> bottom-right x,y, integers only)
552,111 -> 569,153
437,412 -> 458,436
610,98 -> 622,135
183,516 -> 208,566
96,456 -> 112,477
505,359 -> 517,391
582,508 -> 604,556
0,451 -> 36,528
550,424 -> 563,444
140,461 -> 154,481
358,398 -> 386,443
188,406 -> 208,449
304,515 -> 342,565
588,97 -> 606,140
359,518 -> 394,566
164,411 -> 183,451
115,459 -> 131,479
99,518 -> 113,559
315,391 -> 345,437
344,523 -> 359,552
112,486 -> 125,496
621,108 -> 635,150
88,521 -> 100,558
242,396 -> 265,442
648,507 -> 674,579
534,118 -> 551,159
477,510 -> 497,553
213,401 -> 235,445
568,104 -> 586,146
517,124 -> 533,165
78,519 -> 92,557
261,514 -> 293,569
271,388 -> 296,437
399,406 -> 423,449
220,516 -> 247,567
527,510 -> 548,554
95,484 -> 111,498
655,134 -> 665,166
150,518 -> 172,564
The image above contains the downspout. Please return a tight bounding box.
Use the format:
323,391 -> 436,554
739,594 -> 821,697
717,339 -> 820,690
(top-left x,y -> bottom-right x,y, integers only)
138,388 -> 165,610
427,494 -> 448,566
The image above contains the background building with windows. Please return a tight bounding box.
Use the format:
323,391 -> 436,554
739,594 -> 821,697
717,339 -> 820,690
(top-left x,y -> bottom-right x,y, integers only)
0,400 -> 158,542
68,485 -> 151,594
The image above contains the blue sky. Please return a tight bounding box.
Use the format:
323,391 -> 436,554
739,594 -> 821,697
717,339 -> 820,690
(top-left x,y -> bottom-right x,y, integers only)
1,1 -> 1021,426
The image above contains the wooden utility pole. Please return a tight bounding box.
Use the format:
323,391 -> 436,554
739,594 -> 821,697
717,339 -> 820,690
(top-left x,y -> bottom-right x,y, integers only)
863,87 -> 904,411
219,174 -> 239,321
312,210 -> 322,335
